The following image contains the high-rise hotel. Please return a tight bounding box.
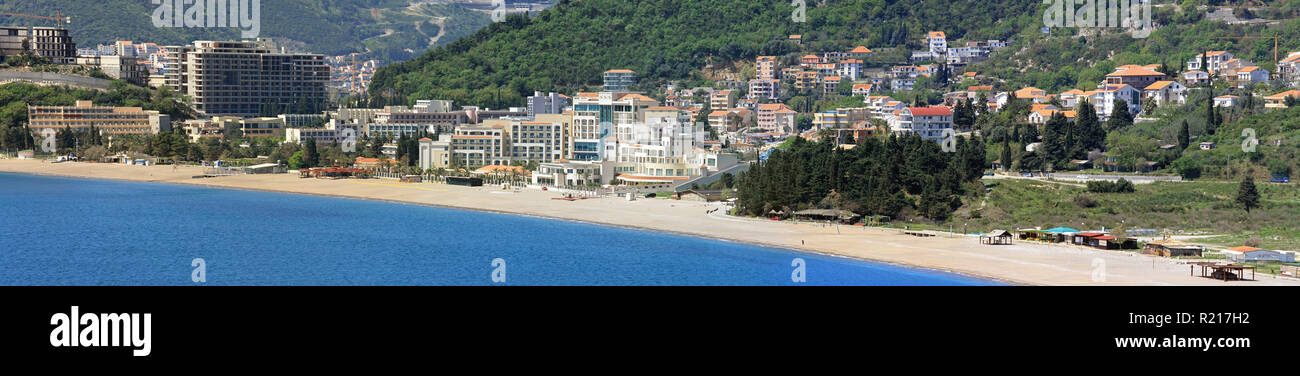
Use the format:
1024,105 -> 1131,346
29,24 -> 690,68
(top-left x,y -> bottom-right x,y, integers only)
163,41 -> 328,117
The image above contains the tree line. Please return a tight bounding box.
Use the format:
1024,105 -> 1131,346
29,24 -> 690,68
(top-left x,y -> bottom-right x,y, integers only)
735,134 -> 986,222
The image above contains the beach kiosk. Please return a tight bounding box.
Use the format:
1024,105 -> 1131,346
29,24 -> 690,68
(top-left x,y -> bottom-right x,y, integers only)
980,230 -> 1013,245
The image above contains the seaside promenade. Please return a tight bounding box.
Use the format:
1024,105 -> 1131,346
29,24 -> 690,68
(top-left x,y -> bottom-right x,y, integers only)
4,159 -> 1298,286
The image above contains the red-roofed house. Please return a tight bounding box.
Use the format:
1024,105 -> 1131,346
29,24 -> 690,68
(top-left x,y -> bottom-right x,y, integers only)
852,84 -> 876,96
928,31 -> 947,54
888,106 -> 953,141
1265,90 -> 1300,108
1236,66 -> 1269,87
757,103 -> 797,134
1105,67 -> 1167,90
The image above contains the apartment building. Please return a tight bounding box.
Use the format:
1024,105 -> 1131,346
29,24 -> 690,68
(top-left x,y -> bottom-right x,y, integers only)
0,26 -> 76,64
756,103 -> 797,134
603,69 -> 637,92
450,124 -> 508,167
1088,84 -> 1142,119
793,71 -> 819,91
756,56 -> 778,80
748,78 -> 779,100
888,106 -> 953,141
163,41 -> 329,117
838,59 -> 862,81
507,116 -> 568,163
823,76 -> 841,95
1104,66 -> 1166,90
1186,51 -> 1234,73
710,90 -> 734,109
374,105 -> 468,134
75,55 -> 149,84
526,91 -> 571,115
812,107 -> 869,130
27,101 -> 170,136
928,31 -> 947,55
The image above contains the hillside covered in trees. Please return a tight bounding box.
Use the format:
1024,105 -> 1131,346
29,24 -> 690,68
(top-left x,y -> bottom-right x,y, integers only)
0,0 -> 491,61
370,0 -> 1044,108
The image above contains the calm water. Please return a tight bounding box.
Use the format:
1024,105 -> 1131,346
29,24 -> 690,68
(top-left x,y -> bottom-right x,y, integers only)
0,172 -> 997,285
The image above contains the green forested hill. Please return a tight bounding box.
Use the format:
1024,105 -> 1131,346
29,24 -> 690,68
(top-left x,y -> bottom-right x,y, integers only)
0,0 -> 491,61
370,0 -> 1044,108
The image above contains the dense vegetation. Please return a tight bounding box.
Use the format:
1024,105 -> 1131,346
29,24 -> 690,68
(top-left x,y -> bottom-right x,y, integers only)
0,0 -> 490,61
371,0 -> 1043,108
735,135 -> 986,222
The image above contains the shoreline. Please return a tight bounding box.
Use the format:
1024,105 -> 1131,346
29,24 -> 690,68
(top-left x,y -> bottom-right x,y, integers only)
0,165 -> 1010,285
4,159 -> 1294,286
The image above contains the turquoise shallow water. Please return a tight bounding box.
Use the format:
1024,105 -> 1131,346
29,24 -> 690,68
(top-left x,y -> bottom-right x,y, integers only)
0,172 -> 998,286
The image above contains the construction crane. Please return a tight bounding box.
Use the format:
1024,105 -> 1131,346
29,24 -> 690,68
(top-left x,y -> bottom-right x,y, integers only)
0,11 -> 72,26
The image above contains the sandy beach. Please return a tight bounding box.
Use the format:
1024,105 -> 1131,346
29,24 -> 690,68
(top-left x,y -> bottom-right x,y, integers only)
3,158 -> 1295,286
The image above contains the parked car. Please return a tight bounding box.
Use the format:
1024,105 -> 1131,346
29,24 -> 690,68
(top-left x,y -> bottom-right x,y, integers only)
1271,174 -> 1290,183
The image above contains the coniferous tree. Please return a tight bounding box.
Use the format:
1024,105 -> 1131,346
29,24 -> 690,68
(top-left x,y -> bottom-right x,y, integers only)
1000,138 -> 1012,170
1041,112 -> 1067,165
1177,119 -> 1191,151
1104,99 -> 1133,132
1021,123 -> 1040,145
1075,101 -> 1105,152
1236,175 -> 1260,213
304,140 -> 319,168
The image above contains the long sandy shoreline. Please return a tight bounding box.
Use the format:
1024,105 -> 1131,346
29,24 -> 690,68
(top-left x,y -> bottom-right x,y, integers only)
3,159 -> 1295,286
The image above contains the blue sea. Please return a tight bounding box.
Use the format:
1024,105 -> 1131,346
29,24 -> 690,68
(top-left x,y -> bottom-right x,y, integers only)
0,172 -> 997,285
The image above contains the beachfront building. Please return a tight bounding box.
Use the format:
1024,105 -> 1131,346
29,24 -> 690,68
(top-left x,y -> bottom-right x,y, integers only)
27,100 -> 171,136
417,135 -> 453,170
532,160 -> 610,187
570,92 -> 658,162
506,114 -> 570,163
373,104 -> 468,135
888,106 -> 953,141
1142,239 -> 1204,257
182,119 -> 224,143
616,107 -> 704,165
450,124 -> 508,167
162,41 -> 328,117
1221,246 -> 1296,263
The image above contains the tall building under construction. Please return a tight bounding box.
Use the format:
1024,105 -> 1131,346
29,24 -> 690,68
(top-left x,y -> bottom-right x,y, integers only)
163,41 -> 329,117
